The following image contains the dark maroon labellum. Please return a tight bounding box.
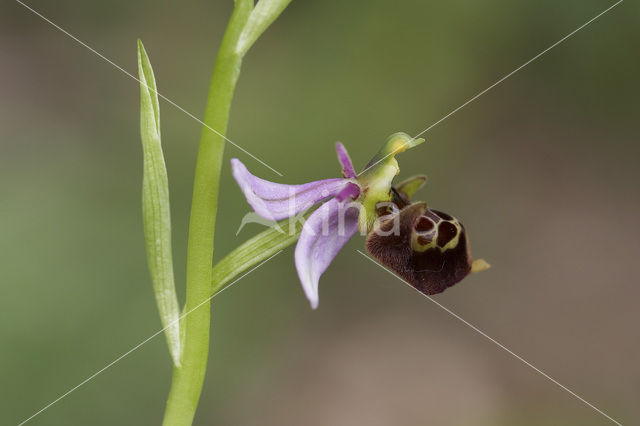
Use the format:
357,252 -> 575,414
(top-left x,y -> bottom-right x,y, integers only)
365,202 -> 472,295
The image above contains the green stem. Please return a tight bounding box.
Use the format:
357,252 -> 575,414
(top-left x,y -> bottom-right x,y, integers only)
161,1 -> 252,425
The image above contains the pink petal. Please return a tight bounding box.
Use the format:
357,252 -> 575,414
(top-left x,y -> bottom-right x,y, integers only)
295,198 -> 360,309
335,182 -> 361,201
336,142 -> 357,178
232,158 -> 353,220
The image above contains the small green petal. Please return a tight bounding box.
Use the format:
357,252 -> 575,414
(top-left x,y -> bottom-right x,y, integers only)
396,175 -> 427,199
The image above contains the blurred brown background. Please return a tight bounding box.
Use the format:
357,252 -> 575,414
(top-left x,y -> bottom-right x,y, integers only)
1,0 -> 638,424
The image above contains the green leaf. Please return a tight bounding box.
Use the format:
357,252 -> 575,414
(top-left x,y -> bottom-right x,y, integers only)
235,0 -> 293,55
211,215 -> 305,294
137,40 -> 182,367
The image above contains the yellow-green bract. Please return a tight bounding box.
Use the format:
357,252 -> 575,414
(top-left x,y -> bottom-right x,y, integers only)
137,40 -> 182,367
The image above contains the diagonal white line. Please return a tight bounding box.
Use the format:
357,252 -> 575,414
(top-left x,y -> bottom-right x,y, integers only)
14,0 -> 284,177
358,0 -> 623,177
13,0 -> 626,425
412,0 -> 623,140
17,251 -> 283,426
356,250 -> 623,426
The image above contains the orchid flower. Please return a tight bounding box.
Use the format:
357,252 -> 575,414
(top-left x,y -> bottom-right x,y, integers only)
232,133 -> 488,308
231,140 -> 364,309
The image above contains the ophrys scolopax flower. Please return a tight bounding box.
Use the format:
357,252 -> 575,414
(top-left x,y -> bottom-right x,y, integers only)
232,133 -> 488,308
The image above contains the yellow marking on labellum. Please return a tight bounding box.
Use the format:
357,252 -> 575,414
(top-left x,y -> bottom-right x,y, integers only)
411,218 -> 462,253
440,220 -> 462,251
411,231 -> 437,252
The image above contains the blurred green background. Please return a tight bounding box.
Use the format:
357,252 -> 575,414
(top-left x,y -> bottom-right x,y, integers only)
2,0 -> 639,424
